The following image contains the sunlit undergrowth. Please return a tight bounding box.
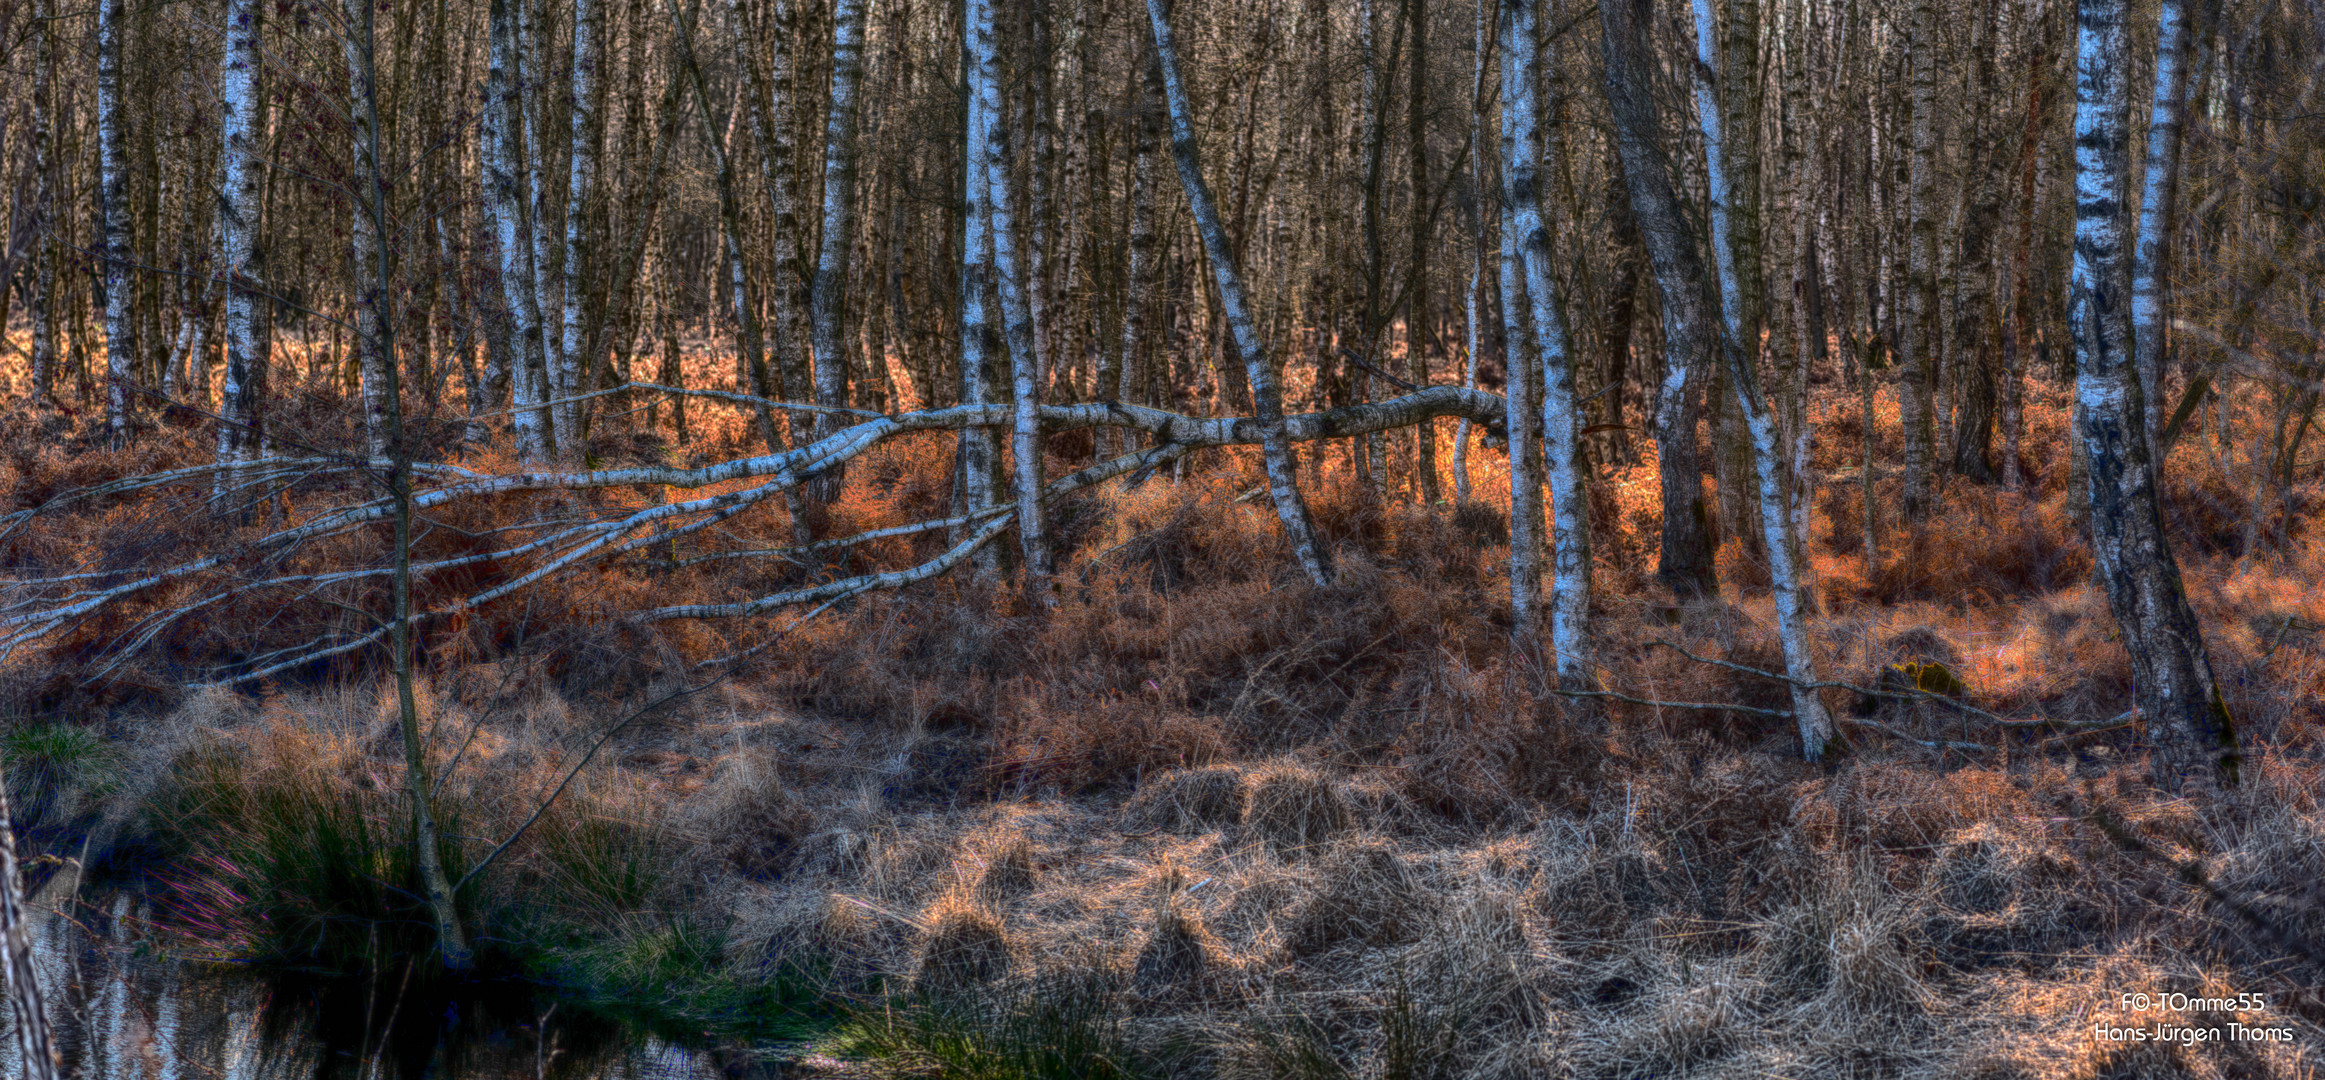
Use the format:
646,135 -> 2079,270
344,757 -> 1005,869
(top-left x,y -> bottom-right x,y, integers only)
5,381 -> 2325,1076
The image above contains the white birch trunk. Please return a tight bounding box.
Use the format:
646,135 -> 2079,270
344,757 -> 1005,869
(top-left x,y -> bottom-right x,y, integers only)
1502,0 -> 1590,678
488,0 -> 552,461
1692,0 -> 1837,760
1145,0 -> 1333,587
809,0 -> 870,500
2070,0 -> 2238,796
217,0 -> 266,487
2132,0 -> 2191,453
974,0 -> 1051,583
347,17 -> 391,462
557,0 -> 603,451
517,0 -> 563,451
961,0 -> 1003,575
98,0 -> 134,445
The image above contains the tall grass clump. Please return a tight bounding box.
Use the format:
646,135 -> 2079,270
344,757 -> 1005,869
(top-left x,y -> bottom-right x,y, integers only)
147,738 -> 480,975
834,982 -> 1149,1080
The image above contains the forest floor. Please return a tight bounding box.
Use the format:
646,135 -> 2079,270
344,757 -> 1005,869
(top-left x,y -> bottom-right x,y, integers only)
5,370 -> 2325,1079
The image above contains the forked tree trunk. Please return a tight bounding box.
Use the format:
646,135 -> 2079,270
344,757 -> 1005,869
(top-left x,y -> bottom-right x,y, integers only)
2069,0 -> 2239,797
1693,0 -> 1837,761
1146,0 -> 1333,587
1599,0 -> 1716,599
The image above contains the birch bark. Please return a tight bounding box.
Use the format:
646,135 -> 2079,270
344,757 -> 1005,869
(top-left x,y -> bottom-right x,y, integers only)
2069,0 -> 2238,796
1146,0 -> 1333,587
488,0 -> 552,461
98,0 -> 134,445
1503,0 -> 1591,679
217,0 -> 267,485
809,0 -> 870,503
1692,0 -> 1838,760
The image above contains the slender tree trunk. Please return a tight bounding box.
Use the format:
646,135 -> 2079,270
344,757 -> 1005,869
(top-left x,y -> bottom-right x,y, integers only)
1406,0 -> 1436,502
808,0 -> 870,504
2002,0 -> 2052,492
973,0 -> 1051,587
98,0 -> 135,445
2069,0 -> 2238,797
1693,0 -> 1836,760
1497,0 -> 1544,635
29,0 -> 58,404
961,0 -> 1004,576
1900,0 -> 1939,517
2132,0 -> 2196,455
217,0 -> 266,488
1147,0 -> 1332,587
556,0 -> 604,454
488,0 -> 552,461
1503,0 -> 1590,681
343,0 -> 470,965
348,19 -> 392,462
1600,0 -> 1716,599
1105,51 -> 1161,460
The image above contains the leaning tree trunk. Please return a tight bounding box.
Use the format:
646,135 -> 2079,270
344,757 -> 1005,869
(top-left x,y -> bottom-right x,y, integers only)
1600,0 -> 1716,599
808,0 -> 870,506
973,0 -> 1052,584
1692,0 -> 1837,761
2069,0 -> 2239,798
216,0 -> 266,490
344,0 -> 470,965
2132,0 -> 2195,455
98,0 -> 135,446
1147,0 -> 1333,587
1502,0 -> 1591,683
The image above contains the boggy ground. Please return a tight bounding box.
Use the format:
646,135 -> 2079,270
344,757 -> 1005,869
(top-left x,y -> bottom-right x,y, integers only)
7,383 -> 2325,1079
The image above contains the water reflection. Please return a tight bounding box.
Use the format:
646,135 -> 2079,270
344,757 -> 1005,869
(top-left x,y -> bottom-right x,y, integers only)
0,893 -> 728,1080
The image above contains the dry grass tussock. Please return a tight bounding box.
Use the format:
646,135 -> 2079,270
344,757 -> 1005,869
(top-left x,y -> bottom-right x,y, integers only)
7,384 -> 2325,1074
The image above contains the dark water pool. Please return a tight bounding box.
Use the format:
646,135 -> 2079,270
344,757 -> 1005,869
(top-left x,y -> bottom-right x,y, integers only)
2,894 -> 739,1080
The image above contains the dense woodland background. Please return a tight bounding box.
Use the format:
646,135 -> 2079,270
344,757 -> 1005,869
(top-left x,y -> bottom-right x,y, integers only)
0,0 -> 2323,1070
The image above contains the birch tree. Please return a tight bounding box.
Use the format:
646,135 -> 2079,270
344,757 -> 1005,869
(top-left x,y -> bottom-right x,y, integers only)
1145,0 -> 1332,588
809,0 -> 871,504
1501,0 -> 1590,682
2131,0 -> 2196,453
97,0 -> 134,445
488,0 -> 553,461
1900,0 -> 1939,517
557,0 -> 606,451
973,0 -> 1052,584
1693,0 -> 1838,760
960,0 -> 1005,576
2069,0 -> 2239,797
217,0 -> 266,483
